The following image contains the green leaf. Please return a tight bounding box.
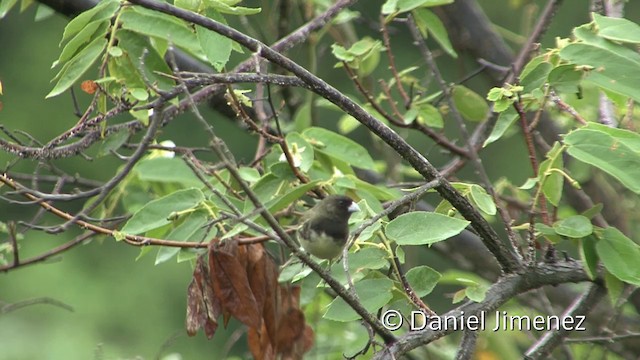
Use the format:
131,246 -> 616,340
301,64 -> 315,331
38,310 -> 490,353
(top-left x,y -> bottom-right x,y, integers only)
483,106 -> 518,147
177,248 -> 200,263
262,180 -> 321,214
97,127 -> 130,157
238,167 -> 261,183
412,8 -> 457,58
405,266 -> 441,297
115,30 -> 175,92
202,0 -> 261,15
604,270 -> 624,306
596,228 -> 640,286
395,0 -> 453,13
135,158 -> 202,186
539,142 -> 564,207
565,125 -> 640,193
593,13 -> 640,44
439,270 -> 489,303
579,236 -> 598,280
553,215 -> 593,238
303,127 -> 375,170
403,107 -> 419,125
47,36 -> 107,98
452,85 -> 489,122
337,114 -> 361,134
469,185 -> 496,215
385,212 -> 470,245
324,278 -> 394,321
560,40 -> 640,102
519,54 -> 546,80
35,4 -> 56,21
121,188 -> 205,235
535,223 -> 562,243
60,0 -> 119,44
155,211 -> 208,265
249,174 -> 285,204
347,175 -> 400,201
520,60 -> 552,93
175,0 -> 200,11
293,102 -> 312,132
465,283 -> 488,302
55,20 -> 109,68
547,64 -> 583,94
381,0 -> 399,15
285,132 -> 314,172
331,43 -> 354,62
120,7 -> 203,57
129,88 -> 148,101
278,261 -> 313,283
331,38 -> 382,76
329,247 -> 389,285
197,9 -> 232,71
519,177 -> 538,190
581,203 -> 603,220
0,0 -> 18,19
416,103 -> 443,128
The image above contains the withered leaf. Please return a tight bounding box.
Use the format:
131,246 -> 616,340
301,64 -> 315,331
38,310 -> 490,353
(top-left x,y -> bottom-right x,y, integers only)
209,241 -> 261,329
186,257 -> 219,338
248,323 -> 276,360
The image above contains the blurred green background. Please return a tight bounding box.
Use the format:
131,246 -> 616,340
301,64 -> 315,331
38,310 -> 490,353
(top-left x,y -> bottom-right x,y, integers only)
1,1 -> 639,359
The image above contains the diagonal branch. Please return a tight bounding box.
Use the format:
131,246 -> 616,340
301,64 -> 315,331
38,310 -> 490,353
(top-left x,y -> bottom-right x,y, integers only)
126,0 -> 523,274
373,262 -> 592,359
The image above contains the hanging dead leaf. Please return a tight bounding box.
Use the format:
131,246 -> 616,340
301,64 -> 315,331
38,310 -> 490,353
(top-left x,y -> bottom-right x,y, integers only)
276,308 -> 305,350
187,240 -> 313,359
248,322 -> 276,360
186,257 -> 220,339
209,241 -> 261,329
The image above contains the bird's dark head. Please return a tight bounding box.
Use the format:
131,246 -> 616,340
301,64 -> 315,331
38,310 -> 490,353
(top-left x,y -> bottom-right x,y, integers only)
316,195 -> 360,219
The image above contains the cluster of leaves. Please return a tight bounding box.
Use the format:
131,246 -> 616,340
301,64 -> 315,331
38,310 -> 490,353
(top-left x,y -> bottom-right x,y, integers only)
485,13 -> 640,291
42,0 -> 257,122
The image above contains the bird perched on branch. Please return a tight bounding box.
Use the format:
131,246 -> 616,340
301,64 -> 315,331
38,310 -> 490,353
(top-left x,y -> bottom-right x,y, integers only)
297,195 -> 360,260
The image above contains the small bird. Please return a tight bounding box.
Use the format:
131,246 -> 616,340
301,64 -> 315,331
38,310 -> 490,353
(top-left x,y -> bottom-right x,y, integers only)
297,195 -> 360,260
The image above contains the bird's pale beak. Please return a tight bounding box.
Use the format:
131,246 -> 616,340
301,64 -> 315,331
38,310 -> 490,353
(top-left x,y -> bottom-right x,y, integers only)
348,202 -> 361,213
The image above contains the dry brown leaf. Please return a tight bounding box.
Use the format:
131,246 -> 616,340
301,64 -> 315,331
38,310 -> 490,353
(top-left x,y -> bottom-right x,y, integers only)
186,257 -> 219,339
186,241 -> 313,359
248,322 -> 276,360
209,241 -> 261,329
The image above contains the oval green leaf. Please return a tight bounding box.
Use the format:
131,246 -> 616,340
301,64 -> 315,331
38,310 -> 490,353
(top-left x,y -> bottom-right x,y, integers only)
155,211 -> 208,265
303,127 -> 375,170
121,188 -> 205,235
324,278 -> 393,322
553,215 -> 593,238
406,265 -> 441,297
469,185 -> 496,215
596,228 -> 640,286
565,125 -> 640,194
385,211 -> 470,245
452,85 -> 489,122
47,36 -> 107,98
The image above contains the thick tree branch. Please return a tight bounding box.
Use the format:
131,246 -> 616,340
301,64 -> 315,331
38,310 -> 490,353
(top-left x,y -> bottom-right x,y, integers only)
373,262 -> 592,359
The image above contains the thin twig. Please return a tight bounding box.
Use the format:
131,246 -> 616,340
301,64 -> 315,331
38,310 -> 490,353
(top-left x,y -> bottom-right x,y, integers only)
407,14 -> 523,265
524,283 -> 606,359
380,15 -> 410,107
